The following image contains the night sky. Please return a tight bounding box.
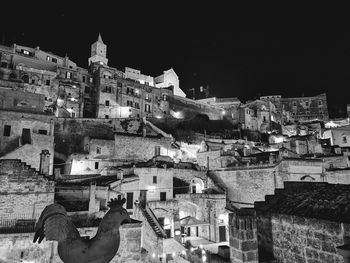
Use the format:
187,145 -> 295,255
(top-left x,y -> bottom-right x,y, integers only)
1,4 -> 349,118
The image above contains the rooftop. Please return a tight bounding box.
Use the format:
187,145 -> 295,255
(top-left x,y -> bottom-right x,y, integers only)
255,182 -> 350,223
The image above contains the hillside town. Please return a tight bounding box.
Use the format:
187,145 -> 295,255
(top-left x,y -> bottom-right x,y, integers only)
1,35 -> 350,263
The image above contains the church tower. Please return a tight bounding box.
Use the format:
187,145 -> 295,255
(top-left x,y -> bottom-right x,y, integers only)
88,33 -> 108,66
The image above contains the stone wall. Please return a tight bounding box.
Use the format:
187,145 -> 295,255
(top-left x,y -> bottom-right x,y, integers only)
0,159 -> 55,219
114,134 -> 172,162
134,168 -> 173,202
257,213 -> 350,262
210,158 -> 324,207
54,117 -> 160,156
0,233 -> 59,263
325,169 -> 350,184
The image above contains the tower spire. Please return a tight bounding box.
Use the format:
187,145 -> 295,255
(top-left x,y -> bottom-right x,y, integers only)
97,33 -> 104,44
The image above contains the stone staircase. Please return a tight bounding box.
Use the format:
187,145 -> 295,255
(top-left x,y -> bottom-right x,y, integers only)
141,206 -> 166,238
0,159 -> 46,178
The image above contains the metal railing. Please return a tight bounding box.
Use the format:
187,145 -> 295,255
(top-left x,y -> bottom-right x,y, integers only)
0,214 -> 39,234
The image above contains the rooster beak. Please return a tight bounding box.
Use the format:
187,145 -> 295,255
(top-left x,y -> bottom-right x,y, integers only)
121,218 -> 131,225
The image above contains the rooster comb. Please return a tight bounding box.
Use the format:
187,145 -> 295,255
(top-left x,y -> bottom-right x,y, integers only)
107,196 -> 126,209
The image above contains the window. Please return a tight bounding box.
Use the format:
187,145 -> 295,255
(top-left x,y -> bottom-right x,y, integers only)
107,86 -> 112,93
105,115 -> 109,119
83,76 -> 86,83
46,79 -> 50,85
117,82 -> 122,88
263,116 -> 266,122
343,136 -> 347,144
46,56 -> 50,61
293,101 -> 297,107
153,176 -> 157,184
145,104 -> 151,113
306,111 -> 310,115
85,86 -> 90,93
134,102 -> 140,109
71,112 -> 76,118
3,125 -> 11,136
305,101 -> 309,107
31,79 -> 35,84
51,58 -> 57,63
319,110 -> 323,114
145,94 -> 151,101
160,192 -> 166,201
66,72 -> 71,79
126,192 -> 134,209
1,61 -> 8,68
96,147 -> 101,154
105,100 -> 110,106
127,100 -> 133,107
38,129 -> 47,135
22,49 -> 30,55
155,146 -> 160,156
318,101 -> 322,106
95,162 -> 99,169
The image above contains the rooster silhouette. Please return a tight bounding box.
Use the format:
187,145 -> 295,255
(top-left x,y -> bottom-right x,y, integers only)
33,196 -> 131,263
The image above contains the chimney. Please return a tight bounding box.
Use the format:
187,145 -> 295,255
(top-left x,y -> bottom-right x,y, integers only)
39,150 -> 51,175
229,208 -> 258,263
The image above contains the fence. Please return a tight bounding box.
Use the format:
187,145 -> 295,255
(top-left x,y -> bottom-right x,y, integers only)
0,214 -> 40,234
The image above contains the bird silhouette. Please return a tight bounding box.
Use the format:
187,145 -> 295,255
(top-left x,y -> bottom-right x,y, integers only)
33,196 -> 131,263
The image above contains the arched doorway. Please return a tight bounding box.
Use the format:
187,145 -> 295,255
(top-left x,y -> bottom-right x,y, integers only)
190,177 -> 205,194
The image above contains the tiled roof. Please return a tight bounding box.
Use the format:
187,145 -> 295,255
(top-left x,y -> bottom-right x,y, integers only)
255,182 -> 350,223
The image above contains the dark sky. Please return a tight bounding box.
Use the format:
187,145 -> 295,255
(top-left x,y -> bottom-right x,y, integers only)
1,4 -> 349,117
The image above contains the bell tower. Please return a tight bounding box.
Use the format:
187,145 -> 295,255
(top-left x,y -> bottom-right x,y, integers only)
88,33 -> 108,66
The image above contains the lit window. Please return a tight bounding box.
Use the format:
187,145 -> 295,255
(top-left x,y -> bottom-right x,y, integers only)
145,104 -> 151,113
22,50 -> 29,55
46,56 -> 50,61
66,72 -> 71,79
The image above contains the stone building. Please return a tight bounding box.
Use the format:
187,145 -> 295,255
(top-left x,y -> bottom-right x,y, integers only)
0,110 -> 55,175
239,99 -> 279,133
0,159 -> 55,220
322,125 -> 350,150
261,93 -> 329,123
0,43 -> 92,117
196,97 -> 241,122
252,182 -> 350,262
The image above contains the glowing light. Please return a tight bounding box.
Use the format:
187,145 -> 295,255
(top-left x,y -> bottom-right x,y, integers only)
175,230 -> 181,235
181,250 -> 186,255
152,253 -> 156,258
202,255 -> 207,262
199,244 -> 203,249
172,252 -> 176,257
221,110 -> 226,115
190,247 -> 195,252
155,115 -> 162,119
147,185 -> 156,191
72,85 -> 77,88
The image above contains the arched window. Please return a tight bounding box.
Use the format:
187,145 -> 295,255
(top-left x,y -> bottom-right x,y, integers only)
21,74 -> 29,83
